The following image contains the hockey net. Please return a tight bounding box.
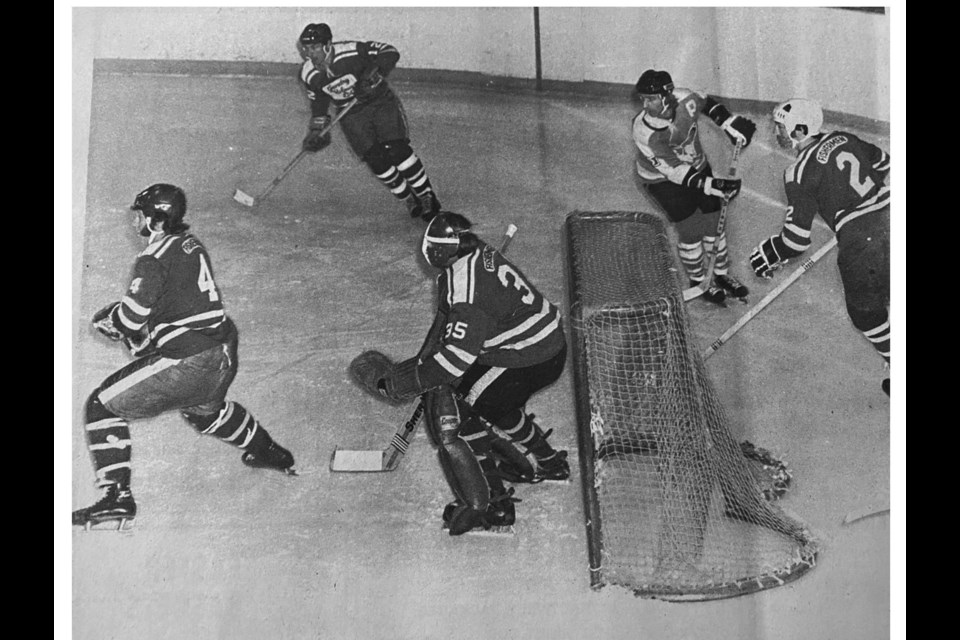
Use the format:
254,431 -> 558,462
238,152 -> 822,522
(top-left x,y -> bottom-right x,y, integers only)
565,211 -> 818,601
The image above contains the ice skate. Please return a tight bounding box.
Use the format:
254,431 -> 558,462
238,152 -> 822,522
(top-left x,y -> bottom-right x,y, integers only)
72,484 -> 137,531
715,274 -> 749,302
403,193 -> 424,219
693,279 -> 727,307
420,191 -> 442,222
241,440 -> 297,475
532,450 -> 570,483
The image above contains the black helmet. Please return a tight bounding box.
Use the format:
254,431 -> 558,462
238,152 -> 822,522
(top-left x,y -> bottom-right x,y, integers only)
299,23 -> 332,47
131,183 -> 188,234
421,212 -> 475,268
635,69 -> 674,97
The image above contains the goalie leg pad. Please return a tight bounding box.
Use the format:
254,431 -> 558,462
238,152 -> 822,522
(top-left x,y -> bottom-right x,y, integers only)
349,350 -> 397,401
426,388 -> 489,512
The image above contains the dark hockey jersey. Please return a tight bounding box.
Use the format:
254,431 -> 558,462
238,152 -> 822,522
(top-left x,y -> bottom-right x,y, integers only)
299,40 -> 400,115
113,233 -> 234,359
777,131 -> 890,257
418,240 -> 565,387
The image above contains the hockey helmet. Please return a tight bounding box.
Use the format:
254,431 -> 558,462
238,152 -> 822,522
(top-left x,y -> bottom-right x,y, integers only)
131,183 -> 187,235
773,99 -> 823,149
421,212 -> 474,268
299,23 -> 332,47
635,69 -> 674,98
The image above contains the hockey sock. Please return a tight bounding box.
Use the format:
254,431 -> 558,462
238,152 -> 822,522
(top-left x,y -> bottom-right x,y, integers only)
395,152 -> 435,198
497,410 -> 557,459
862,319 -> 891,363
183,401 -> 271,452
704,232 -> 731,275
677,240 -> 706,282
374,165 -> 413,200
85,394 -> 132,488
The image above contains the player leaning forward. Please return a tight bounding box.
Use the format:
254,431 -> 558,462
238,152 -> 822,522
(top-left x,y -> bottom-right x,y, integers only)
750,99 -> 891,394
73,184 -> 296,530
631,69 -> 755,305
298,22 -> 442,221
360,213 -> 569,535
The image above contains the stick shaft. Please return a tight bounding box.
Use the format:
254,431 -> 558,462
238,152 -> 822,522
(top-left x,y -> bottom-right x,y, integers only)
682,140 -> 743,301
702,236 -> 837,359
255,98 -> 359,201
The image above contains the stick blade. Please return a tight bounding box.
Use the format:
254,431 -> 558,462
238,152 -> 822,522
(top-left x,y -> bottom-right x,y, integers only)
329,447 -> 387,472
233,188 -> 256,208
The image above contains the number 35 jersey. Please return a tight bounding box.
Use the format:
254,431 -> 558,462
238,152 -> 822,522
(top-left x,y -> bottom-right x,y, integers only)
115,234 -> 234,359
419,241 -> 566,385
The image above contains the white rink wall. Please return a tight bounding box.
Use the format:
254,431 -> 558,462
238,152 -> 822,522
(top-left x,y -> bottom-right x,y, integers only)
76,6 -> 889,122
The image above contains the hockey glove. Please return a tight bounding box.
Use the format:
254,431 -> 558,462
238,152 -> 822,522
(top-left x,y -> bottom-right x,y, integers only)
302,116 -> 332,152
353,68 -> 384,101
378,356 -> 426,404
722,115 -> 757,149
750,235 -> 788,279
684,169 -> 741,200
349,350 -> 399,402
92,302 -> 123,341
124,331 -> 153,358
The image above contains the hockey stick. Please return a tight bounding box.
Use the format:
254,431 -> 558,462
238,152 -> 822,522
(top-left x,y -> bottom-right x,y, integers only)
233,98 -> 358,208
702,236 -> 838,359
330,223 -> 519,473
682,139 -> 744,302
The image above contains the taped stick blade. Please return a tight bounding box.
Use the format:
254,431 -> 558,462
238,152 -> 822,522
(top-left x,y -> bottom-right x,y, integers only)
233,188 -> 256,208
329,447 -> 387,472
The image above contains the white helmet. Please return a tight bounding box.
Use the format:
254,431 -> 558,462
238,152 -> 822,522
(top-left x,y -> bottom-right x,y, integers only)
772,99 -> 823,149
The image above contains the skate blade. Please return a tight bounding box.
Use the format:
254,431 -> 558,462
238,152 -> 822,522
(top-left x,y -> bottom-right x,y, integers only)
232,188 -> 255,207
442,523 -> 516,537
330,448 -> 387,472
78,517 -> 136,532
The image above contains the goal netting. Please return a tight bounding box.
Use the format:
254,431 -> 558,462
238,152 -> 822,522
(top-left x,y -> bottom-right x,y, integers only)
565,211 -> 819,600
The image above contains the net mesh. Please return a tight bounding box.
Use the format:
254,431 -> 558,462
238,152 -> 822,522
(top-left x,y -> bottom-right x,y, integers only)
565,211 -> 818,600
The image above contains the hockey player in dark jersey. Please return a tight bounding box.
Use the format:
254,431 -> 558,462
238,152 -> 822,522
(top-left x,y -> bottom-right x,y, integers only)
376,212 -> 568,534
631,69 -> 756,305
73,184 -> 296,531
750,99 -> 891,394
298,22 -> 442,221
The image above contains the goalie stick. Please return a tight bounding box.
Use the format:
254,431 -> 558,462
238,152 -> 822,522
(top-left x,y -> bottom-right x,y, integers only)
682,139 -> 744,302
233,98 -> 358,208
330,223 -> 519,472
702,236 -> 838,359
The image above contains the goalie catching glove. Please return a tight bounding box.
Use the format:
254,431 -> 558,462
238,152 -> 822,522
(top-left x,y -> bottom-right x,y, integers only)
683,168 -> 741,200
92,302 -> 123,342
302,115 -> 332,152
749,235 -> 789,279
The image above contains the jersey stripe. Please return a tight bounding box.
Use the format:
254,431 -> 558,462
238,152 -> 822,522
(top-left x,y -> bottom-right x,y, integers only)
98,357 -> 180,404
447,252 -> 478,306
835,185 -> 890,232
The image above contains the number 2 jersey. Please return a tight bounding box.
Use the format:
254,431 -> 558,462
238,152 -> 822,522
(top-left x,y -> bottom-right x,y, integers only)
113,233 -> 235,359
775,131 -> 890,258
300,40 -> 400,116
417,241 -> 566,388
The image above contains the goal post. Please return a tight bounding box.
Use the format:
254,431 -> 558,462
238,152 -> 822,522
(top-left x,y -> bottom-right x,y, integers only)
565,211 -> 819,600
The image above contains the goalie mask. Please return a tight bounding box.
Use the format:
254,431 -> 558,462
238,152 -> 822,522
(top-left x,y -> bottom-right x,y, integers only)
421,212 -> 475,268
131,183 -> 188,237
773,99 -> 823,150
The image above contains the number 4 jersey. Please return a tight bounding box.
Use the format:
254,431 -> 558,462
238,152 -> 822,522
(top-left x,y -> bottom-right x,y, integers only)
418,241 -> 566,386
114,234 -> 235,359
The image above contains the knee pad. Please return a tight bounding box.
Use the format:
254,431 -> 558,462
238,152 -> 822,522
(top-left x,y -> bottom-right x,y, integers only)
85,391 -> 118,423
380,139 -> 413,165
424,386 -> 460,445
361,145 -> 392,173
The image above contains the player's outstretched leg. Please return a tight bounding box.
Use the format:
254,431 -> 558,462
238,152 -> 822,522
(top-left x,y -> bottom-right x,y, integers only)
182,402 -> 297,475
73,483 -> 137,531
495,413 -> 570,483
709,232 -> 749,301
